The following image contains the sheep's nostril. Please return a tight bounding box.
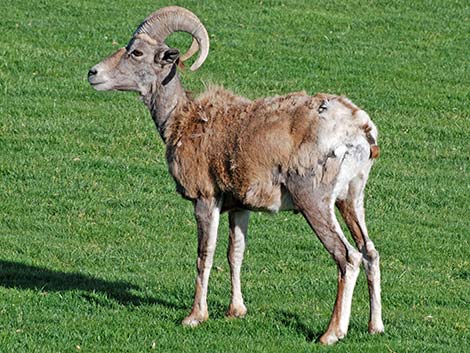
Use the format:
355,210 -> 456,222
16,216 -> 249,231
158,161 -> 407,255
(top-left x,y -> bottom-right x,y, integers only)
88,68 -> 98,77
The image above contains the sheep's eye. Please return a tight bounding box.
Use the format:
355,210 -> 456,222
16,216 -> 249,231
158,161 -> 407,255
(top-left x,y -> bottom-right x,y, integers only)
131,50 -> 143,57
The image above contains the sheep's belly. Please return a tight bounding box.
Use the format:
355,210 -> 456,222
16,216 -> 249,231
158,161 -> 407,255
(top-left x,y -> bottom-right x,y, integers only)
240,183 -> 295,213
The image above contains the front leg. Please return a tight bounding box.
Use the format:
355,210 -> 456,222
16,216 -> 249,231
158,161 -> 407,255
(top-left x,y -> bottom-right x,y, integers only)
227,209 -> 250,318
182,196 -> 222,327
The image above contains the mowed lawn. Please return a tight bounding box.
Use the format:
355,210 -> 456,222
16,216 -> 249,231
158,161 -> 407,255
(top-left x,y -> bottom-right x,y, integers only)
1,0 -> 469,352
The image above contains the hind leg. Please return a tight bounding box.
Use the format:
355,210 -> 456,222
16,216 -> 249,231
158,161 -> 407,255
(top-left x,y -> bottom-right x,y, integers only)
288,182 -> 362,344
305,196 -> 362,344
336,175 -> 384,334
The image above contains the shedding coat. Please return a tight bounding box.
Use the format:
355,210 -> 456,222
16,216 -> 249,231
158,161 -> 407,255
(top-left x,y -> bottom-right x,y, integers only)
164,86 -> 377,210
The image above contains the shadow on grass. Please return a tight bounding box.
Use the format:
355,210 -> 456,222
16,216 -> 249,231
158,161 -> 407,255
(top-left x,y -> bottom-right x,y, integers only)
0,260 -> 184,309
279,311 -> 322,343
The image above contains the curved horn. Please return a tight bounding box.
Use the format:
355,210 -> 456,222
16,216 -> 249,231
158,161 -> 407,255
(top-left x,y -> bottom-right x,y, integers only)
134,6 -> 209,71
180,38 -> 199,62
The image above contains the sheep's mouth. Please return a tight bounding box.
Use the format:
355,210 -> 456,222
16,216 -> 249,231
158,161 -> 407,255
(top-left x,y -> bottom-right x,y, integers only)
90,82 -> 131,92
89,81 -> 112,91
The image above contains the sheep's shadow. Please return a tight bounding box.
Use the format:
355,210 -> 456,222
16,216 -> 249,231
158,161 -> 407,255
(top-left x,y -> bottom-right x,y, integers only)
0,260 -> 183,309
278,310 -> 322,343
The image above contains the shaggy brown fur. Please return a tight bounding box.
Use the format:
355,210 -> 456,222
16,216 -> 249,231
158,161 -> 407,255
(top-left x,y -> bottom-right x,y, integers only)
164,86 -> 376,211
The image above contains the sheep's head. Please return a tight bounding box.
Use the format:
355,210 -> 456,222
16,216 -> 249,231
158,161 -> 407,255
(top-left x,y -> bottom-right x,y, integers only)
88,6 -> 209,95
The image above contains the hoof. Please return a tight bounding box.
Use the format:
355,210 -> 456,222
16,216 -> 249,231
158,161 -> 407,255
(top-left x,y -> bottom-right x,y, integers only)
319,330 -> 345,345
368,320 -> 384,334
182,312 -> 208,327
226,303 -> 247,319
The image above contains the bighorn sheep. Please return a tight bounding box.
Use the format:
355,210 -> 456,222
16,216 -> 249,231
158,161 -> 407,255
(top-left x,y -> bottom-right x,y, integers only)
88,6 -> 384,344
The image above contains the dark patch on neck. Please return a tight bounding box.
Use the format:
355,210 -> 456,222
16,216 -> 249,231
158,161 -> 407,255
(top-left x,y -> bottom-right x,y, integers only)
162,64 -> 177,86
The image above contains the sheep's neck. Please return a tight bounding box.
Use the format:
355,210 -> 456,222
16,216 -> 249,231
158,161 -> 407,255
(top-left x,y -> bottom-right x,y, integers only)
143,73 -> 187,143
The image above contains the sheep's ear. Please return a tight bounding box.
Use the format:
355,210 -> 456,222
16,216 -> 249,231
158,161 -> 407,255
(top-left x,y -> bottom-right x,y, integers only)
156,48 -> 180,65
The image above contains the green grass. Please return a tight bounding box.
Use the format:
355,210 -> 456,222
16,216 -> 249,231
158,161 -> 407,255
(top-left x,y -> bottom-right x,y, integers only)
1,0 -> 469,352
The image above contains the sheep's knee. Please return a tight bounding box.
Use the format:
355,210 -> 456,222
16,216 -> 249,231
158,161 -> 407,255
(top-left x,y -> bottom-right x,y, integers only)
348,249 -> 362,266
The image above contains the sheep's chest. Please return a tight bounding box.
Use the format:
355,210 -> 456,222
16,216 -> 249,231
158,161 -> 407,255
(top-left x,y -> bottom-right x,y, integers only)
166,137 -> 215,200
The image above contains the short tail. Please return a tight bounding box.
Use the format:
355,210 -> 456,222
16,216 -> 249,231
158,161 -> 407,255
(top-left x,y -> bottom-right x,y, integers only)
370,145 -> 380,159
360,122 -> 380,159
